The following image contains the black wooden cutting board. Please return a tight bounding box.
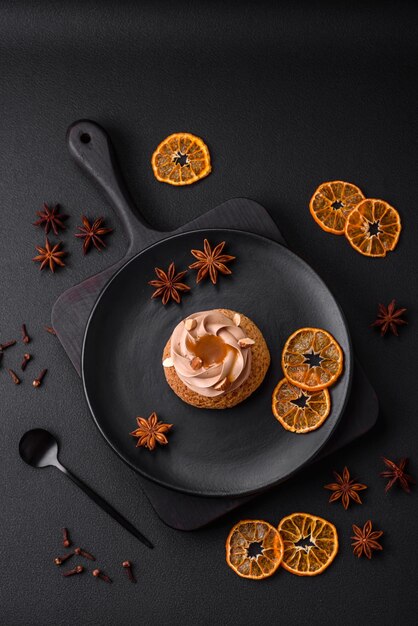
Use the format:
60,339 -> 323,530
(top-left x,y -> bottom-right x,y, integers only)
52,121 -> 378,529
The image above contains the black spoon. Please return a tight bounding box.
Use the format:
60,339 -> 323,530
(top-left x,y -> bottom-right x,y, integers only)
19,428 -> 153,549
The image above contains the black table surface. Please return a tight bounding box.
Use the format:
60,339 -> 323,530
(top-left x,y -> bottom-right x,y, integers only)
1,2 -> 417,625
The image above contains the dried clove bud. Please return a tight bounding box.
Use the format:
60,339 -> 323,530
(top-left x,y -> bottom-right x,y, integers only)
0,340 -> 16,351
62,527 -> 71,547
92,569 -> 112,583
63,565 -> 84,577
54,552 -> 74,566
22,324 -> 30,344
122,560 -> 136,583
33,369 -> 47,388
8,369 -> 20,385
21,353 -> 32,371
74,547 -> 95,561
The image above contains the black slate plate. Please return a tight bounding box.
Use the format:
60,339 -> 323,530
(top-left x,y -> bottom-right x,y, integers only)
82,227 -> 352,497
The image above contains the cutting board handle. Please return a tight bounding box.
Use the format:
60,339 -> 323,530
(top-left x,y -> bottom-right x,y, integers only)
67,120 -> 160,251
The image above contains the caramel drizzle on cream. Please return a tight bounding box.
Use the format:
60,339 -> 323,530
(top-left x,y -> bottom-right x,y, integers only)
169,310 -> 253,397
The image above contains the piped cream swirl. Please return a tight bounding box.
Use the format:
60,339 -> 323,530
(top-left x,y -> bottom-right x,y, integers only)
169,310 -> 252,397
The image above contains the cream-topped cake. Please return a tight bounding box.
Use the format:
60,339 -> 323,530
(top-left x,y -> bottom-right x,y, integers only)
162,309 -> 270,409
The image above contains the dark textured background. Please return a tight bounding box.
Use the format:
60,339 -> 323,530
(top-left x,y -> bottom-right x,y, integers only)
0,2 -> 417,624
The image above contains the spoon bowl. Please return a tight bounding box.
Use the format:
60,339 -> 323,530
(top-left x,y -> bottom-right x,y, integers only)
19,428 -> 60,469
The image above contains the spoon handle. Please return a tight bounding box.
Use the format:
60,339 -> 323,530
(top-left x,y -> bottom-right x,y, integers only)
58,465 -> 153,548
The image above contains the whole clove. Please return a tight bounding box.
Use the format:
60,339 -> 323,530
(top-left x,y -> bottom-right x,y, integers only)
122,560 -> 136,583
54,552 -> 74,566
21,353 -> 32,371
63,565 -> 84,577
8,369 -> 20,385
74,547 -> 95,561
62,527 -> 71,548
0,340 -> 16,351
21,324 -> 30,344
33,369 -> 47,388
92,569 -> 112,583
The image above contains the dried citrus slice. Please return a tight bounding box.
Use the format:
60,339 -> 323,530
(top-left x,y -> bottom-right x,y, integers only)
345,198 -> 401,257
151,133 -> 211,186
282,328 -> 343,391
226,520 -> 284,579
278,512 -> 338,576
310,181 -> 364,235
272,378 -> 331,433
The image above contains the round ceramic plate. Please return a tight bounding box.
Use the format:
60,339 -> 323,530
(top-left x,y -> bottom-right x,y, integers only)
82,229 -> 352,497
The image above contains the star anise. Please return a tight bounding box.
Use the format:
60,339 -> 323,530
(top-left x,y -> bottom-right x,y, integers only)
33,202 -> 68,235
324,466 -> 367,510
130,412 -> 172,450
148,262 -> 190,305
75,216 -> 113,254
33,237 -> 66,272
371,299 -> 407,336
351,520 -> 383,559
380,457 -> 415,493
189,239 -> 235,284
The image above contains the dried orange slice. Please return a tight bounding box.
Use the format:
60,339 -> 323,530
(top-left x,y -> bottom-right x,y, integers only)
226,520 -> 284,579
151,133 -> 211,186
282,328 -> 343,391
278,512 -> 338,576
272,378 -> 331,433
345,198 -> 401,257
310,181 -> 364,235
